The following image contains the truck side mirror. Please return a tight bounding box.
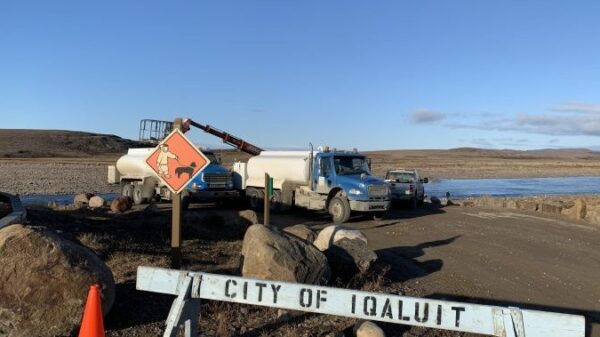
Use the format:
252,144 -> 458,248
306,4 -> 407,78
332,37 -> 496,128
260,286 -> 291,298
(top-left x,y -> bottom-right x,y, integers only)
423,177 -> 429,183
367,159 -> 372,170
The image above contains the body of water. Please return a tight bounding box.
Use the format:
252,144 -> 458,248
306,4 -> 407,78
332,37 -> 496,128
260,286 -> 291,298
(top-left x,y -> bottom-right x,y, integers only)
426,176 -> 600,199
17,176 -> 600,205
20,193 -> 119,206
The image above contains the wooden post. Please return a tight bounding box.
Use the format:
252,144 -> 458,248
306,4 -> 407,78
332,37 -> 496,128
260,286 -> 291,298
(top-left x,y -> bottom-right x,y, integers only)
171,118 -> 183,268
264,173 -> 270,226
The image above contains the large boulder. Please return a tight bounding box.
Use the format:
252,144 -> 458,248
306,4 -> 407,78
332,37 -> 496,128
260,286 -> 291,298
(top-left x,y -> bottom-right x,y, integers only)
585,204 -> 600,226
88,196 -> 105,209
73,193 -> 94,208
0,225 -> 115,337
283,224 -> 317,243
110,196 -> 133,213
241,224 -> 330,284
326,238 -> 377,279
313,225 -> 368,251
562,198 -> 586,220
354,321 -> 386,337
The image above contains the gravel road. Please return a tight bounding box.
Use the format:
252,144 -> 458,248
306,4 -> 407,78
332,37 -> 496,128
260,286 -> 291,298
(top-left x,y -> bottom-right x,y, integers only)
0,159 -> 119,195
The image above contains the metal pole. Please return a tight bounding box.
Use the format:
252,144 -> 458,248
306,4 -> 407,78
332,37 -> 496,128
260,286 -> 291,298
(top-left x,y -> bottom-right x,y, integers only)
171,118 -> 183,268
264,173 -> 270,226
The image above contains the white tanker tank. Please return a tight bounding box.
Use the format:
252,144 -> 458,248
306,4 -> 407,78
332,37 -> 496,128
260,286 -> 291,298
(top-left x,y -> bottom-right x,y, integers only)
114,148 -> 157,179
238,151 -> 312,189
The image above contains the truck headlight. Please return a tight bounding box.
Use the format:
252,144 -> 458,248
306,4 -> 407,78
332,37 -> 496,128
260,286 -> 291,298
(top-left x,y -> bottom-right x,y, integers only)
349,188 -> 363,195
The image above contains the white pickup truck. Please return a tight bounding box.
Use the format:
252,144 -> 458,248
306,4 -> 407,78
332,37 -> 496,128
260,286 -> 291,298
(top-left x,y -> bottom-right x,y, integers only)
384,169 -> 428,208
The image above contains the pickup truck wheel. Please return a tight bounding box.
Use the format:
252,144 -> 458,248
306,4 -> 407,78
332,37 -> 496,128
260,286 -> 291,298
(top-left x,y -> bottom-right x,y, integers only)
132,185 -> 145,205
247,188 -> 264,210
121,184 -> 134,199
329,196 -> 351,224
410,193 -> 417,209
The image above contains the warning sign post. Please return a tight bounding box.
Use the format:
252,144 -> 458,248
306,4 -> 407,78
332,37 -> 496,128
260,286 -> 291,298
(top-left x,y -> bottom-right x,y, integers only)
145,119 -> 210,268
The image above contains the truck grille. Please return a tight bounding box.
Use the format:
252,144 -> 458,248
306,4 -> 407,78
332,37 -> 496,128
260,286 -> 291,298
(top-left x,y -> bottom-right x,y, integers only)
203,173 -> 231,189
368,185 -> 388,197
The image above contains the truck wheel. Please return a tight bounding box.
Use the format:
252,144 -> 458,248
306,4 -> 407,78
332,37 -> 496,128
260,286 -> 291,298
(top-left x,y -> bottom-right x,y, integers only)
121,184 -> 134,199
270,190 -> 283,213
133,185 -> 145,205
329,196 -> 351,224
181,195 -> 191,211
247,188 -> 264,210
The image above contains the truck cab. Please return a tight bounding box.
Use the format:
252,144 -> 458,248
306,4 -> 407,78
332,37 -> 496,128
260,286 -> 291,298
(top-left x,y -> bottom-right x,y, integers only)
185,151 -> 238,203
312,152 -> 389,222
235,147 -> 390,223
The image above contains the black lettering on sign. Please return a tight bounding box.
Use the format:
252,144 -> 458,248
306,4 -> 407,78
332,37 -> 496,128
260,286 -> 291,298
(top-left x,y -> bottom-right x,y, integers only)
351,294 -> 356,314
451,306 -> 465,327
398,300 -> 410,321
316,290 -> 327,309
300,288 -> 312,308
381,298 -> 393,319
436,304 -> 442,325
225,279 -> 237,298
271,284 -> 281,304
255,282 -> 267,302
363,296 -> 377,316
414,302 -> 429,323
243,282 -> 248,300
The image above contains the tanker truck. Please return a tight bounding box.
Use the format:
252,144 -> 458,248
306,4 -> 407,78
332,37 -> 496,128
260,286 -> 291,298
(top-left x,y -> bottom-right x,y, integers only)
108,148 -> 237,208
233,147 -> 390,223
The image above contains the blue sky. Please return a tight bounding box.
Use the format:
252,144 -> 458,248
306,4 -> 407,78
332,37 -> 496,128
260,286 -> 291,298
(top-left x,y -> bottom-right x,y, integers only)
1,1 -> 599,150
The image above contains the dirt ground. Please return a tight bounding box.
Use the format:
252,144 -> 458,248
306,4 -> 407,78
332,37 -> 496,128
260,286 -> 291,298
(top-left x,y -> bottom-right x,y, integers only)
24,202 -> 600,337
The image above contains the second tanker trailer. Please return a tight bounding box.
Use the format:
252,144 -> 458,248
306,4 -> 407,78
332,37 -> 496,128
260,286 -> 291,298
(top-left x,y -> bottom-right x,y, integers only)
233,147 -> 390,223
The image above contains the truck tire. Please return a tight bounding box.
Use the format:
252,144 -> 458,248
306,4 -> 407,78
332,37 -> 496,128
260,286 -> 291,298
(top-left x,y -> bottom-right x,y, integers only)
247,188 -> 264,210
329,196 -> 351,224
270,190 -> 283,213
181,195 -> 191,211
133,185 -> 145,205
122,184 -> 134,199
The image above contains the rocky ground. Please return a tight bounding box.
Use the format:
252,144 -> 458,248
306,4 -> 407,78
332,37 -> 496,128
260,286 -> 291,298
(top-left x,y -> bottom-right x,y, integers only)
3,199 -> 598,337
0,157 -> 121,195
456,195 -> 600,226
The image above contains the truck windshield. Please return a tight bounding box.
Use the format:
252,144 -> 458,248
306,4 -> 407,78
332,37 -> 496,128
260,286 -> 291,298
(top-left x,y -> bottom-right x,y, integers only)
333,156 -> 370,176
387,172 -> 415,183
204,152 -> 219,164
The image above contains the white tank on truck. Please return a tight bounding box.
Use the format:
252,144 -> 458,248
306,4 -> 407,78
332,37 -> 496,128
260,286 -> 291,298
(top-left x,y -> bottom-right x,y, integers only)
233,147 -> 390,224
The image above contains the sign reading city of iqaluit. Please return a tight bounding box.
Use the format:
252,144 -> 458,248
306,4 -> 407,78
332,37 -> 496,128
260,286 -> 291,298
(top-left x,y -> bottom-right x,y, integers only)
136,266 -> 586,337
145,128 -> 210,194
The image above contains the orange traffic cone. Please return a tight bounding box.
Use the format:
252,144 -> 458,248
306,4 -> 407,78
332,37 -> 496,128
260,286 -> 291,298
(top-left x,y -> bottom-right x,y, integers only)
78,284 -> 105,337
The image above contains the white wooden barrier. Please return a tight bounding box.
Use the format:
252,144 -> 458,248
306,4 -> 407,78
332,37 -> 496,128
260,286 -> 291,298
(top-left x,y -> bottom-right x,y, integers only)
136,266 -> 585,337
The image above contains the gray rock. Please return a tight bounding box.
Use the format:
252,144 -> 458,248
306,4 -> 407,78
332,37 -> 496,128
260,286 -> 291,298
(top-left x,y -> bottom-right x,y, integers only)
0,224 -> 115,337
283,224 -> 317,243
241,224 -> 330,284
354,321 -> 385,337
326,238 -> 377,280
110,196 -> 132,213
73,193 -> 94,207
313,225 -> 368,251
88,195 -> 105,208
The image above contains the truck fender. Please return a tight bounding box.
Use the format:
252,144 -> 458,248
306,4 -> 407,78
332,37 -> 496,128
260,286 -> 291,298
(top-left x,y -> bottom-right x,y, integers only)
326,187 -> 345,208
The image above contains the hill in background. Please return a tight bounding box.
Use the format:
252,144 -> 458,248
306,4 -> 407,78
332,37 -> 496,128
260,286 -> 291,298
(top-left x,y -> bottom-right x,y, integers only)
0,129 -> 147,158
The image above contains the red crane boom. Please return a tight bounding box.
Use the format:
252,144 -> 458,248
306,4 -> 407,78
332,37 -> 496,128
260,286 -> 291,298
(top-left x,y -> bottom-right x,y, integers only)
182,119 -> 263,156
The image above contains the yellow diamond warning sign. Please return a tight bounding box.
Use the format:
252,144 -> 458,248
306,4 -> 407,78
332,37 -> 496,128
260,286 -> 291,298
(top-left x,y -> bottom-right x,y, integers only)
145,129 -> 210,194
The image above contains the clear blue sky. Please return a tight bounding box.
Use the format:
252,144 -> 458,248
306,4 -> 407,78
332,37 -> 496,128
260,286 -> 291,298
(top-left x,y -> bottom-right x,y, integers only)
2,1 -> 599,150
